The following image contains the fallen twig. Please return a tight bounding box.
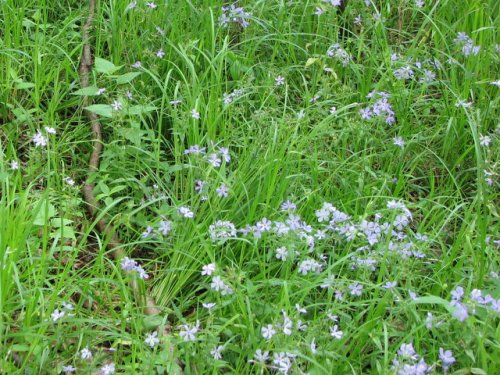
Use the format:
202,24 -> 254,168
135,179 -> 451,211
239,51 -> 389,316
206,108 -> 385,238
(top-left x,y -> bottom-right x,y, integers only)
78,1 -> 181,371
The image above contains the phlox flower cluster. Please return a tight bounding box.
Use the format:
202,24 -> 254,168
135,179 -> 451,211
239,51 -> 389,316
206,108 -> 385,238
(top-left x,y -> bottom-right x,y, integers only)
209,220 -> 237,241
223,88 -> 245,105
219,3 -> 251,29
391,343 -> 430,374
120,257 -> 149,279
453,32 -> 481,57
327,43 -> 351,67
449,285 -> 500,322
32,127 -> 56,147
359,91 -> 395,125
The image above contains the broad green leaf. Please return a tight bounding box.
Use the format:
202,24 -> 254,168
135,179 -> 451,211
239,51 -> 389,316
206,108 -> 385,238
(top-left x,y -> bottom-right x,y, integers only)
412,296 -> 454,314
72,86 -> 100,96
115,72 -> 142,84
128,105 -> 156,115
305,57 -> 320,67
50,218 -> 74,227
94,57 -> 122,74
50,226 -> 76,240
33,201 -> 56,226
118,127 -> 144,146
85,104 -> 113,118
15,81 -> 35,89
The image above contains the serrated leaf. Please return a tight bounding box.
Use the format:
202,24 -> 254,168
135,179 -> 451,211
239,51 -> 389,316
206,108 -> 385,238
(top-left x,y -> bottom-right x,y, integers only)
72,86 -> 100,96
128,105 -> 156,115
115,72 -> 142,84
85,104 -> 113,118
94,57 -> 122,74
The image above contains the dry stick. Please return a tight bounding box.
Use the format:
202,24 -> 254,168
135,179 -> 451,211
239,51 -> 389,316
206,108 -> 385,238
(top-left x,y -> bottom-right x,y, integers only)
79,0 -> 176,340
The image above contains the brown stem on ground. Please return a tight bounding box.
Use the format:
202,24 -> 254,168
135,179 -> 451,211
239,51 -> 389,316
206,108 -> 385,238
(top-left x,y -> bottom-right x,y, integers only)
79,2 -> 181,369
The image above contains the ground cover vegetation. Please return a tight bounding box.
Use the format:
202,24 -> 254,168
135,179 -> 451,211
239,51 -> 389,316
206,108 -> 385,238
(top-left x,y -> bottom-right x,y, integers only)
0,0 -> 499,374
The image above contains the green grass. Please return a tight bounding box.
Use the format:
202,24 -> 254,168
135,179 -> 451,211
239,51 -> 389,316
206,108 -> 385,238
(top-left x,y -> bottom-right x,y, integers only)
0,0 -> 499,374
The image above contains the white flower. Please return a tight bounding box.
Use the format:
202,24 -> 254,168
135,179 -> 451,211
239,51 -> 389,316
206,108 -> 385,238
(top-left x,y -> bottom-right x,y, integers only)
146,2 -> 157,9
158,220 -> 172,236
51,309 -> 65,322
210,276 -> 233,295
276,246 -> 288,261
45,126 -> 56,134
63,177 -> 75,186
62,302 -> 74,311
439,348 -> 456,368
310,338 -> 317,354
393,136 -> 405,149
296,320 -> 308,331
455,99 -> 472,108
275,75 -> 285,86
142,225 -> 153,238
156,48 -> 165,58
10,160 -> 19,170
96,87 -> 106,95
297,258 -> 323,275
330,324 -> 343,339
250,349 -> 269,363
62,365 -> 76,374
282,311 -> 293,335
210,345 -> 223,360
201,263 -> 216,276
32,131 -> 47,147
144,331 -> 160,348
218,146 -> 231,163
111,100 -> 122,111
330,106 -> 337,114
179,320 -> 200,341
209,220 -> 237,240
126,1 -> 137,9
314,7 -> 324,16
261,324 -> 276,340
273,352 -> 294,374
207,153 -> 221,167
99,363 -> 115,375
479,135 -> 491,147
132,61 -> 142,68
202,302 -> 216,310
425,312 -> 434,329
216,184 -> 229,197
295,304 -> 307,314
121,257 -> 137,271
80,347 -> 92,360
136,265 -> 149,280
178,206 -> 194,218
191,109 -> 200,119
382,281 -> 397,289
349,282 -> 363,296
